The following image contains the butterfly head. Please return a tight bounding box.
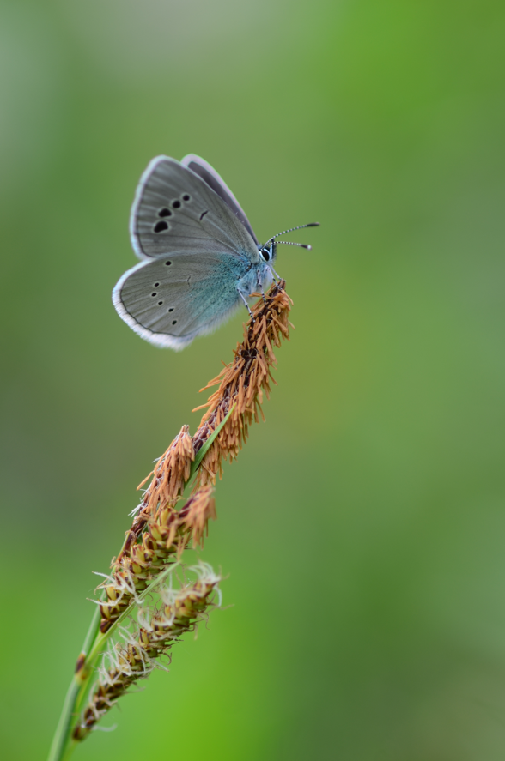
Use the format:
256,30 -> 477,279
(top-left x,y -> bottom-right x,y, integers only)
259,222 -> 319,266
258,239 -> 278,265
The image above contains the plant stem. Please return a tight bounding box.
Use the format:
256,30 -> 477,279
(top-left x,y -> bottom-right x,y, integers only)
48,283 -> 292,757
47,605 -> 101,761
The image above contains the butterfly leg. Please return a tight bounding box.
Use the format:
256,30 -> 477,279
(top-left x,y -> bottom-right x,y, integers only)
269,264 -> 282,282
256,270 -> 267,303
237,288 -> 255,322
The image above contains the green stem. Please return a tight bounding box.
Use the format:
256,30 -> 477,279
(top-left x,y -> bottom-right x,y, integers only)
47,405 -> 234,760
47,605 -> 101,761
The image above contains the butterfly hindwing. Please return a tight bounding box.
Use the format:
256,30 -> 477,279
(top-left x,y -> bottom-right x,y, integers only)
113,252 -> 250,349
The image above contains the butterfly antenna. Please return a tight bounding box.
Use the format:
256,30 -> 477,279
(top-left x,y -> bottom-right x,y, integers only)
276,241 -> 312,250
268,222 -> 319,242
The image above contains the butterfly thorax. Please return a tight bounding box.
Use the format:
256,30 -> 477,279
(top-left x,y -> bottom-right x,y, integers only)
238,256 -> 273,298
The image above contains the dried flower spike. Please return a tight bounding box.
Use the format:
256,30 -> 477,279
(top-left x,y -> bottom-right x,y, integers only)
192,279 -> 293,487
98,281 -> 291,635
98,485 -> 216,633
49,282 -> 293,760
74,563 -> 221,741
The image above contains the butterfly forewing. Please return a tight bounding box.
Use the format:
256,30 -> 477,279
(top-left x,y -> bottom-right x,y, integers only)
130,157 -> 259,261
180,154 -> 259,245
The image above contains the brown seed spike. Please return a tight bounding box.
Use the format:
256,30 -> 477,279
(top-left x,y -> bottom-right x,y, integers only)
192,281 -> 292,489
74,570 -> 220,740
83,281 -> 292,723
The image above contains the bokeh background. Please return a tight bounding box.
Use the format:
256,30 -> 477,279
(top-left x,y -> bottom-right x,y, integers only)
1,1 -> 505,759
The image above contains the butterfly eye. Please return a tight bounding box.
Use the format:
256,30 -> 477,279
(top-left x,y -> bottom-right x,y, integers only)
262,250 -> 270,262
158,208 -> 172,217
154,221 -> 168,233
182,194 -> 191,202
172,200 -> 181,209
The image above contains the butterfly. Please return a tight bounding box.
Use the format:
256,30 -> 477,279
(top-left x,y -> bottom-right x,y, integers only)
113,154 -> 318,349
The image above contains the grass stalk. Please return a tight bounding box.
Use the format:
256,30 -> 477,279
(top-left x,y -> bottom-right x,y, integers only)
47,281 -> 293,759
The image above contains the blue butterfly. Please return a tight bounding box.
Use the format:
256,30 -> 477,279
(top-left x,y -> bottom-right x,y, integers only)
113,154 -> 318,349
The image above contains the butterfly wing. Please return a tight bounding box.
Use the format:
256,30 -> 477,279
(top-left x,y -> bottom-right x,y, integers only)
113,252 -> 249,349
130,156 -> 259,260
180,154 -> 259,245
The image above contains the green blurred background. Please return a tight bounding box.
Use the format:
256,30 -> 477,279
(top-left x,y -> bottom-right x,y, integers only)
1,1 -> 505,759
